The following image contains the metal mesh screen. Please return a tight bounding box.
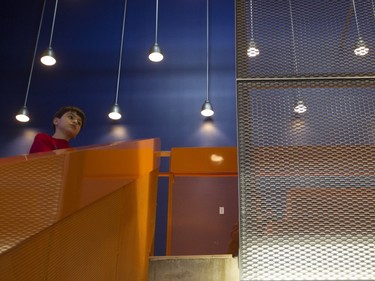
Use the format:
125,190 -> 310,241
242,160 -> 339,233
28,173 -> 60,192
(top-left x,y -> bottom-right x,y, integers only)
236,0 -> 375,78
236,0 -> 375,280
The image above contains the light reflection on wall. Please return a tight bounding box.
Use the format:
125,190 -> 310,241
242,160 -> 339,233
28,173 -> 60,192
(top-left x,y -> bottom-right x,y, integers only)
99,125 -> 129,144
4,129 -> 39,156
288,116 -> 313,146
291,117 -> 306,132
191,119 -> 230,146
201,119 -> 217,133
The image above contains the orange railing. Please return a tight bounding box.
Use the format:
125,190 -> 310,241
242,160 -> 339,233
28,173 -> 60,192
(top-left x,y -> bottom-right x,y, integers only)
0,138 -> 160,281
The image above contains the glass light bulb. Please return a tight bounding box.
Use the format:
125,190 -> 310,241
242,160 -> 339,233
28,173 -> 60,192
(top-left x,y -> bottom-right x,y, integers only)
108,104 -> 122,120
247,41 -> 259,57
40,55 -> 56,66
201,108 -> 214,117
294,100 -> 307,114
15,106 -> 30,122
149,52 -> 163,62
15,114 -> 30,122
354,46 -> 369,56
354,38 -> 369,56
201,101 -> 214,117
108,111 -> 122,120
247,47 -> 259,57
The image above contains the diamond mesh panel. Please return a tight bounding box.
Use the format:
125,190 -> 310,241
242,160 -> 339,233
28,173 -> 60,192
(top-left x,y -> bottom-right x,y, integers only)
237,0 -> 375,279
236,0 -> 375,78
237,78 -> 375,280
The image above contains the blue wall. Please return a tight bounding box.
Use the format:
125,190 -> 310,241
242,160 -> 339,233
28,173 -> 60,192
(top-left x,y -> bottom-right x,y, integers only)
0,0 -> 236,255
0,0 -> 236,157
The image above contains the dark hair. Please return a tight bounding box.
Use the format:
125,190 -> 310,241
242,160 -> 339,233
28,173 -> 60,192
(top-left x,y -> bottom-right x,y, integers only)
53,106 -> 86,128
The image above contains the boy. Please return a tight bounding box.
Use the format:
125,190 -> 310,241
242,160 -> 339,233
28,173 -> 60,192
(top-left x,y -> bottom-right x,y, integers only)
29,106 -> 86,154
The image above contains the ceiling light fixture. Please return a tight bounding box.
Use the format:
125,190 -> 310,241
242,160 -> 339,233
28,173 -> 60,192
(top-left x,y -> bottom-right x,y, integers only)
109,0 -> 128,120
289,0 -> 307,114
16,0 -> 47,122
149,0 -> 163,62
40,0 -> 59,66
201,0 -> 214,117
247,0 -> 259,57
352,0 -> 369,56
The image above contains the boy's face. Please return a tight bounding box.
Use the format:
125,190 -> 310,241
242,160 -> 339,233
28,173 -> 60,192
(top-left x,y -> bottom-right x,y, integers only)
53,111 -> 83,139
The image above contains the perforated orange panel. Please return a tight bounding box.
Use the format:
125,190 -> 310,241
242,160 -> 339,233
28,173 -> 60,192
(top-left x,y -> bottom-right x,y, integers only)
0,138 -> 160,281
0,155 -> 66,254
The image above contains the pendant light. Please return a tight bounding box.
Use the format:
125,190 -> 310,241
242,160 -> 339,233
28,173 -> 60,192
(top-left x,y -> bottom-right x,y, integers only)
201,0 -> 214,117
149,0 -> 164,62
247,0 -> 259,57
293,97 -> 307,114
16,0 -> 47,122
40,0 -> 58,66
108,0 -> 128,120
352,0 -> 369,56
289,0 -> 307,114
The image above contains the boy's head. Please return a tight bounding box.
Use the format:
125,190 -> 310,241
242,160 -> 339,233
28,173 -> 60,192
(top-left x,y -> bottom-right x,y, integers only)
53,106 -> 86,129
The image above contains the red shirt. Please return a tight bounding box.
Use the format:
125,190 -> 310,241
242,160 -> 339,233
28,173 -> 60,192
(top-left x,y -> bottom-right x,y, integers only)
29,133 -> 70,154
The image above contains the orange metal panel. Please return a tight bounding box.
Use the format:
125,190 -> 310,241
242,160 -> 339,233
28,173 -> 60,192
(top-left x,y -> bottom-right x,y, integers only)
0,138 -> 160,281
170,147 -> 238,174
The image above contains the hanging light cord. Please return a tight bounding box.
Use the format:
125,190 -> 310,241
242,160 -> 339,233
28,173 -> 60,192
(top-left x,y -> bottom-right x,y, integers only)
288,0 -> 304,100
48,0 -> 59,47
206,0 -> 210,102
24,0 -> 47,107
249,0 -> 254,41
115,0 -> 128,105
352,0 -> 362,38
154,0 -> 159,44
288,0 -> 298,75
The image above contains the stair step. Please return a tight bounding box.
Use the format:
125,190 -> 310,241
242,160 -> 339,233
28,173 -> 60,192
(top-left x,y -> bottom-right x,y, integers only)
148,254 -> 239,281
